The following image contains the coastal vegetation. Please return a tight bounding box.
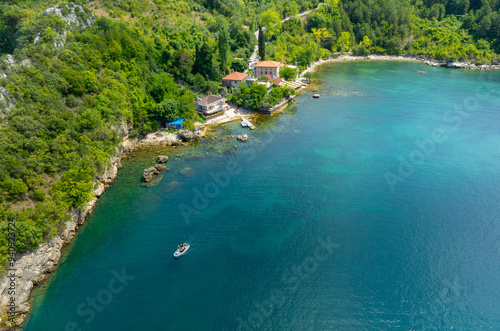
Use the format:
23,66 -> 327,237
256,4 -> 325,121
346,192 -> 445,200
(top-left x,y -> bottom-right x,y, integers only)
1,0 -> 500,270
227,83 -> 295,110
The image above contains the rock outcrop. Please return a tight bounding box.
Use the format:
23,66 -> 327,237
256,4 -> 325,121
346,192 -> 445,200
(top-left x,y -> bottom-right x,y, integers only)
44,3 -> 95,29
37,4 -> 96,49
421,59 -> 500,70
143,162 -> 170,182
135,131 -> 181,148
0,237 -> 64,326
143,166 -> 160,182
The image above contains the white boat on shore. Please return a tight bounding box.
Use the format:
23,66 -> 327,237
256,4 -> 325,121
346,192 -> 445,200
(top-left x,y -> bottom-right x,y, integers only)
241,120 -> 248,127
174,243 -> 190,258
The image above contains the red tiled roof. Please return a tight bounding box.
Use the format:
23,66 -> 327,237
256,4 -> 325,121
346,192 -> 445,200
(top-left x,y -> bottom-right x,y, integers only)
222,72 -> 249,81
260,75 -> 282,85
255,61 -> 282,68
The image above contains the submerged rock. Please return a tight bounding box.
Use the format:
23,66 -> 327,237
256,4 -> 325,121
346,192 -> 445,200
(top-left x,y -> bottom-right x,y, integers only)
164,181 -> 183,193
142,173 -> 164,187
237,134 -> 248,142
154,164 -> 170,172
185,155 -> 205,161
179,167 -> 196,176
156,155 -> 169,163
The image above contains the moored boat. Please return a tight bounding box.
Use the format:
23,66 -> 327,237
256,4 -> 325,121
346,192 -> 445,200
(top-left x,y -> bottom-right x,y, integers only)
174,243 -> 190,258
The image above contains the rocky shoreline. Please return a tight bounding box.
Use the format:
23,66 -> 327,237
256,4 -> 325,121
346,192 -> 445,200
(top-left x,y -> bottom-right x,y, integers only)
0,127 -> 201,329
301,54 -> 500,77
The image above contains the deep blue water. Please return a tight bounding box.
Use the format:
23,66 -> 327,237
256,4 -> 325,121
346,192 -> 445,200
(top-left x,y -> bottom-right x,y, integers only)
24,61 -> 500,330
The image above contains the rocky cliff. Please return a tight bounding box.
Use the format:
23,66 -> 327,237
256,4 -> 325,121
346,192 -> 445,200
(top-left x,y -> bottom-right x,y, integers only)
0,126 -> 198,329
0,131 -> 130,329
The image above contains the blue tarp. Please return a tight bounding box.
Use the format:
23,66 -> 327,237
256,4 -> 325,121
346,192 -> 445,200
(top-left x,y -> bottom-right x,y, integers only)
168,118 -> 184,129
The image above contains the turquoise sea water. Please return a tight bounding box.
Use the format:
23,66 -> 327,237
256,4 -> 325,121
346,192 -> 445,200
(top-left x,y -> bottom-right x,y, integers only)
24,61 -> 500,330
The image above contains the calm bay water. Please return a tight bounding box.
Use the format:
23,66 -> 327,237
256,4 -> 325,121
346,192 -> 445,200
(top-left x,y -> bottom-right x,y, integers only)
24,61 -> 500,330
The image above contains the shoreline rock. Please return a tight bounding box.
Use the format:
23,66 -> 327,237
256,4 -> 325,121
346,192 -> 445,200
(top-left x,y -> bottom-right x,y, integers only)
177,130 -> 198,142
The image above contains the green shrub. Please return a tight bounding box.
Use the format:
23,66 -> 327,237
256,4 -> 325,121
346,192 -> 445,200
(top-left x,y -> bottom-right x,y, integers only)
65,95 -> 80,108
1,178 -> 28,200
30,189 -> 46,202
128,129 -> 139,138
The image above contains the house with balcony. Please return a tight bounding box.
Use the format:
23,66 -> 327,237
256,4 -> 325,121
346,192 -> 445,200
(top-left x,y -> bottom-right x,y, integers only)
195,95 -> 226,119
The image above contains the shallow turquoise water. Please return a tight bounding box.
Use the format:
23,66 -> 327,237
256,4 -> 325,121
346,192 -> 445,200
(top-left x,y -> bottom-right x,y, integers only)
24,61 -> 500,330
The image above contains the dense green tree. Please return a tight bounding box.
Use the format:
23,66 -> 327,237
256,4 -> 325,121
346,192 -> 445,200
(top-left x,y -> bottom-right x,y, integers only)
1,177 -> 28,200
280,66 -> 297,80
154,98 -> 181,124
228,82 -> 268,110
193,73 -> 207,91
231,59 -> 248,72
285,1 -> 300,17
193,39 -> 215,80
311,27 -> 333,56
218,27 -> 230,74
0,6 -> 21,54
259,9 -> 281,34
335,31 -> 352,52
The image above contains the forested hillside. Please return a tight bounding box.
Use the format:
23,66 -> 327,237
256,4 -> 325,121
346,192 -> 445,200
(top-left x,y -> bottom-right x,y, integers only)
0,0 -> 498,269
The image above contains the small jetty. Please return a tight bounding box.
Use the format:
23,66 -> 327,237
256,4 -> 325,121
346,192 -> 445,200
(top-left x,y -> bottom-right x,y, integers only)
240,117 -> 255,130
313,93 -> 320,98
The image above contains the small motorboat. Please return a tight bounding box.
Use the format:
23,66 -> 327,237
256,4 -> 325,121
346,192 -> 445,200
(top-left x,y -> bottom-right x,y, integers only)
174,243 -> 190,259
313,93 -> 320,98
241,120 -> 248,127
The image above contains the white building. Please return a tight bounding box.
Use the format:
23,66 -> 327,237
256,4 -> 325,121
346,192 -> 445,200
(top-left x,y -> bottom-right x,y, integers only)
195,95 -> 226,118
